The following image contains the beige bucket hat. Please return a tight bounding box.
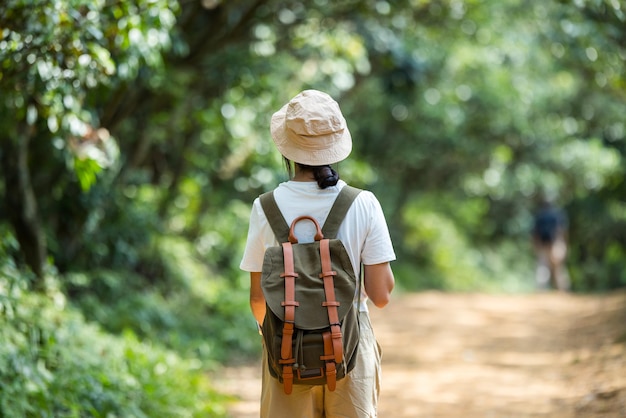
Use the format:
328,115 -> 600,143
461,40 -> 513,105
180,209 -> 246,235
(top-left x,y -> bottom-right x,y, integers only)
270,90 -> 352,166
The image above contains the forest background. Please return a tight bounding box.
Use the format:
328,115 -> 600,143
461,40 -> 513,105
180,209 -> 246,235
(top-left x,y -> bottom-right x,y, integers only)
1,0 -> 625,416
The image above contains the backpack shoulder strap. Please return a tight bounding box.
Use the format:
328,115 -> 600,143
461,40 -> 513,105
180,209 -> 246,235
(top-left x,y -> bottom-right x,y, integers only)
259,191 -> 290,243
260,185 -> 362,242
322,185 -> 362,239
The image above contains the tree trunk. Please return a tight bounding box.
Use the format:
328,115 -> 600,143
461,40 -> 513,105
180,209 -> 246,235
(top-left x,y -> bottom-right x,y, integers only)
1,129 -> 47,287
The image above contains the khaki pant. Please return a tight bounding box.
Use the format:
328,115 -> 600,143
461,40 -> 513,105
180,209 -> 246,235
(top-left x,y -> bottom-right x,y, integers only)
261,312 -> 382,418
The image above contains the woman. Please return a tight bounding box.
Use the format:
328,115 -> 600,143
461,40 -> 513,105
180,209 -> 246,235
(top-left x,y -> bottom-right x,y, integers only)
240,89 -> 396,417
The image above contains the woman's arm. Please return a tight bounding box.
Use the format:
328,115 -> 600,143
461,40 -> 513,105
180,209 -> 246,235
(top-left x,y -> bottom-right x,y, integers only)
363,262 -> 395,308
250,271 -> 266,325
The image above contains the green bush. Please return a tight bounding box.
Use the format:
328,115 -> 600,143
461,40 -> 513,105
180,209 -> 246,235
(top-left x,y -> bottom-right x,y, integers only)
0,264 -> 228,417
63,234 -> 259,363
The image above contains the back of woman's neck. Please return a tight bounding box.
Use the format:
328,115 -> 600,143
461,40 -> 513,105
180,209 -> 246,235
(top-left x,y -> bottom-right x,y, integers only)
292,166 -> 315,182
292,171 -> 315,182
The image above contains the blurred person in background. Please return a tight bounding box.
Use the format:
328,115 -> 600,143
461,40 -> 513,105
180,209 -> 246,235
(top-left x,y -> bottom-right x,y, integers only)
532,201 -> 570,291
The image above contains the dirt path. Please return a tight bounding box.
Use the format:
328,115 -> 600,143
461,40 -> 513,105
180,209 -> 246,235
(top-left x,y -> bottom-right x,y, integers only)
218,290 -> 626,417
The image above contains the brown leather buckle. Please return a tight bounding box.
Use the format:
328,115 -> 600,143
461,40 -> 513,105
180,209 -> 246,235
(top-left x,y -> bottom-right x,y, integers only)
297,367 -> 324,380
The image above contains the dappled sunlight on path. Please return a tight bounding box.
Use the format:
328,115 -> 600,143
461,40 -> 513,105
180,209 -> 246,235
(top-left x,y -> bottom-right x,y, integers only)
217,365 -> 262,418
370,291 -> 626,417
217,290 -> 626,417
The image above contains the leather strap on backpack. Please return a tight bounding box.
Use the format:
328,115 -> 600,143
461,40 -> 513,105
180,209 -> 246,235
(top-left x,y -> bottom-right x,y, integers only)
320,239 -> 343,363
322,331 -> 337,391
279,241 -> 299,394
320,238 -> 342,392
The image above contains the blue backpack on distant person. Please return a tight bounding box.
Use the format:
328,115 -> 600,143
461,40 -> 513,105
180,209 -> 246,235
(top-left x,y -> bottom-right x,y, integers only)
533,208 -> 567,244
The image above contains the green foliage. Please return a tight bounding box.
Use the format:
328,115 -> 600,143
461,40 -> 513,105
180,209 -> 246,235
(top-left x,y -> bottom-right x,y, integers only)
399,194 -> 535,293
0,0 -> 177,186
62,239 -> 259,364
1,0 -> 626,413
0,254 -> 227,417
567,192 -> 626,291
337,0 -> 625,291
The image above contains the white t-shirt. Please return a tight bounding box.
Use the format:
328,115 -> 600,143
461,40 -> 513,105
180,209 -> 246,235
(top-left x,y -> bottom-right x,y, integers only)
240,180 -> 396,311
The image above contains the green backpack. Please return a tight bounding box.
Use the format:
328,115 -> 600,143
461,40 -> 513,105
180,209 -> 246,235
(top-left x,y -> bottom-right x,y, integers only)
259,185 -> 361,395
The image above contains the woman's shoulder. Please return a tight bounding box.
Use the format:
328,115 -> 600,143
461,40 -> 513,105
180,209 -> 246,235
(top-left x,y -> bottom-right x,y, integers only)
341,184 -> 382,213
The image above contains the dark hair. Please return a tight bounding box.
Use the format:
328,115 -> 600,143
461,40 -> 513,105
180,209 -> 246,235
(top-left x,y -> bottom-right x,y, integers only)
309,164 -> 340,189
284,158 -> 340,189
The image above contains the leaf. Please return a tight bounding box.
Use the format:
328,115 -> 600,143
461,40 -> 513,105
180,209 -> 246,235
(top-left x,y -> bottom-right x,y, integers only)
74,156 -> 102,192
